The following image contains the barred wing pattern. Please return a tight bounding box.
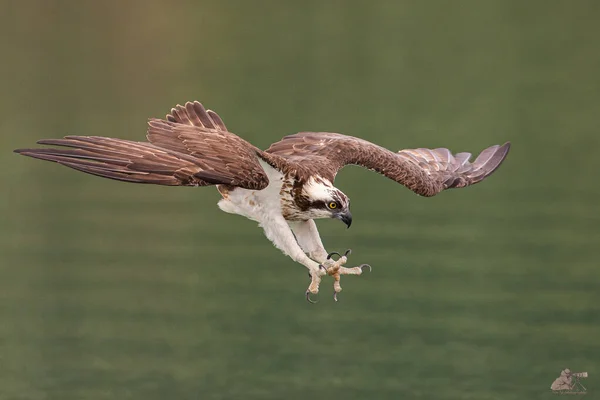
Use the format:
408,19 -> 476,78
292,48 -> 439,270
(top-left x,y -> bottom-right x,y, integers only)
266,132 -> 510,196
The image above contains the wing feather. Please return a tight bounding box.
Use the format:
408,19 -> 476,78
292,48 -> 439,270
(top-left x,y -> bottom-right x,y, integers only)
165,101 -> 228,131
14,101 -> 271,190
266,132 -> 510,196
15,137 -> 203,186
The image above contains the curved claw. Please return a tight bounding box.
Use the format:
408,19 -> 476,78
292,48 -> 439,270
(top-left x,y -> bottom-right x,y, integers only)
306,290 -> 319,304
326,251 -> 342,260
359,264 -> 372,272
344,249 -> 352,257
334,292 -> 339,302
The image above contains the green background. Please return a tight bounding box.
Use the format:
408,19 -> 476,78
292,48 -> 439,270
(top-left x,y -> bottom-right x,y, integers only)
1,1 -> 598,399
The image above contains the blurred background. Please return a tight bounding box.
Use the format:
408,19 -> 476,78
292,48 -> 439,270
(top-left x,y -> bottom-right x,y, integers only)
1,1 -> 599,399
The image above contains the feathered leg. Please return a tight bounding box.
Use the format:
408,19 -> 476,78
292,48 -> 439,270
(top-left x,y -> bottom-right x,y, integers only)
259,216 -> 327,302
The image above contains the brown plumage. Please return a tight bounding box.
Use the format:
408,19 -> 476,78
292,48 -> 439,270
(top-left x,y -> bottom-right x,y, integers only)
14,100 -> 510,196
15,102 -> 275,190
266,132 -> 510,196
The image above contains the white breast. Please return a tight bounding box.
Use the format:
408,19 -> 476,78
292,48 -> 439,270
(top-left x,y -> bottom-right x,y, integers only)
217,159 -> 284,222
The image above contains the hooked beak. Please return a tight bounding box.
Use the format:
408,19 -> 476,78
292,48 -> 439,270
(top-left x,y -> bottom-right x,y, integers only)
336,211 -> 353,228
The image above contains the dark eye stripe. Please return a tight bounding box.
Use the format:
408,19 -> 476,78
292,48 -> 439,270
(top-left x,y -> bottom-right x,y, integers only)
310,200 -> 328,209
309,199 -> 346,210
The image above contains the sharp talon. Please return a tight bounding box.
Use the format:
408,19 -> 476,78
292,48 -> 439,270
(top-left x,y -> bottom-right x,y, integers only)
319,264 -> 327,272
327,251 -> 341,260
344,249 -> 352,257
306,290 -> 318,304
334,292 -> 339,302
360,264 -> 372,272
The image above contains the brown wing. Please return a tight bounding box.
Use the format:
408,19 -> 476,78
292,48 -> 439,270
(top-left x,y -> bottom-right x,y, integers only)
266,132 -> 510,197
14,101 -> 270,189
150,101 -> 290,179
145,118 -> 270,189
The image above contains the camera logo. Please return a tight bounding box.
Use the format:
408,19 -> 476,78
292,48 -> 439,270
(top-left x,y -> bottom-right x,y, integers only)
551,369 -> 588,395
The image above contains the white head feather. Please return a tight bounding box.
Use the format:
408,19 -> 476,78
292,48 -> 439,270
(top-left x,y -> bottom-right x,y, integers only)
302,176 -> 335,201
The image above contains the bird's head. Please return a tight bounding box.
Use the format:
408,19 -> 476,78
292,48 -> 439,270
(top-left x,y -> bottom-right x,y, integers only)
298,177 -> 352,227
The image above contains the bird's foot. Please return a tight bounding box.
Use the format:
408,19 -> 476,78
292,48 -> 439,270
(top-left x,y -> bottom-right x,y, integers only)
306,265 -> 327,304
309,249 -> 371,303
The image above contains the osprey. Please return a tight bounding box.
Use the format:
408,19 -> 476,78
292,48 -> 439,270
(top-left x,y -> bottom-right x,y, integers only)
15,101 -> 510,302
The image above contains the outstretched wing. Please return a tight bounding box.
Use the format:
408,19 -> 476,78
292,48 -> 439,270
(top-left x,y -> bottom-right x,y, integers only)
266,132 -> 510,197
14,101 -> 270,189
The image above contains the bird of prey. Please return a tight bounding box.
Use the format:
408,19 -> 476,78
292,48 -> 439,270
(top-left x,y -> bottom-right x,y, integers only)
15,101 -> 510,303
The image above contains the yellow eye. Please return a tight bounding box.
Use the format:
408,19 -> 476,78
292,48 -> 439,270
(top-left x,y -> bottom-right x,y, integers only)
328,202 -> 337,209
